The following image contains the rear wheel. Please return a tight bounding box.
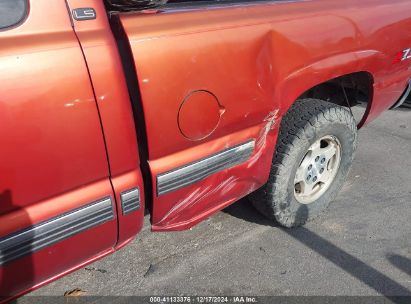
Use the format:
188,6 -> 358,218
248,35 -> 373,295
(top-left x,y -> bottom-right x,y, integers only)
250,99 -> 357,227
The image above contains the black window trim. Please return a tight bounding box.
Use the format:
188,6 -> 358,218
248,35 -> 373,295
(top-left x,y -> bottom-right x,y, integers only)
107,0 -> 291,13
164,0 -> 288,11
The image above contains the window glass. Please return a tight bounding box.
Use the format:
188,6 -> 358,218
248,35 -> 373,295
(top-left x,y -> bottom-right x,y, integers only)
166,0 -> 278,9
0,0 -> 28,30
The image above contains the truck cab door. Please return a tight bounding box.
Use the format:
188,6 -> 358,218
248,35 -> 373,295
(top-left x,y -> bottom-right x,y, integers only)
0,0 -> 117,298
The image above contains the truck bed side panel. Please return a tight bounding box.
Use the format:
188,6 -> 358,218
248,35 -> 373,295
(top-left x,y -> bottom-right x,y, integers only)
119,0 -> 411,230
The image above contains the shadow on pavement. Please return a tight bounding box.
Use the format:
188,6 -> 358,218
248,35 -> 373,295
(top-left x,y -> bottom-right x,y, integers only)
224,199 -> 411,301
387,254 -> 411,278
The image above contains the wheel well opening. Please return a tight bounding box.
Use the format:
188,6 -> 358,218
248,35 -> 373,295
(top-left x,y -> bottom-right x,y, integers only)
298,72 -> 373,126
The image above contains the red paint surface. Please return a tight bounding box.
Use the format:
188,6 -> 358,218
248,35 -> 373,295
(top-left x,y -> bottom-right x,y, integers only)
120,0 -> 411,230
0,1 -> 109,215
0,179 -> 117,299
2,0 -> 411,300
65,0 -> 145,247
0,0 -> 143,300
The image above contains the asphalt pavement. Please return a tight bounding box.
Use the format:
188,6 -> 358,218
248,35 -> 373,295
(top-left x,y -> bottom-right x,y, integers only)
23,105 -> 411,299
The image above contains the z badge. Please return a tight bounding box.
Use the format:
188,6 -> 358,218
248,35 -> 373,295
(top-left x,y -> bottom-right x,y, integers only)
394,48 -> 411,63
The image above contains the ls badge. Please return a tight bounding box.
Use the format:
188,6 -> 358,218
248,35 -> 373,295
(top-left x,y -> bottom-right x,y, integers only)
72,8 -> 96,21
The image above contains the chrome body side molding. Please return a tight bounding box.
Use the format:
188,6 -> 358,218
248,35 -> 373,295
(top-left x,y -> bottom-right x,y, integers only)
120,188 -> 140,215
157,140 -> 255,196
0,197 -> 114,266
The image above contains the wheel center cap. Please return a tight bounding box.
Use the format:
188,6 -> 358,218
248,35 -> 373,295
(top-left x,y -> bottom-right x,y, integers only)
294,136 -> 342,204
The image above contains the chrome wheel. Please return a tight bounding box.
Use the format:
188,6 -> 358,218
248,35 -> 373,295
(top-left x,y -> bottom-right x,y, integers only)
294,135 -> 342,204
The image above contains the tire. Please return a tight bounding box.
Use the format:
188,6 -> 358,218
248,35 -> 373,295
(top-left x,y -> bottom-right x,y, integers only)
105,0 -> 168,11
249,98 -> 357,228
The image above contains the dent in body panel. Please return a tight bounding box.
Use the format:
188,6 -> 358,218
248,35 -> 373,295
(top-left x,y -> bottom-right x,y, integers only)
152,117 -> 280,230
122,0 -> 411,230
249,109 -> 279,168
123,4 -> 374,160
153,109 -> 280,229
155,176 -> 238,228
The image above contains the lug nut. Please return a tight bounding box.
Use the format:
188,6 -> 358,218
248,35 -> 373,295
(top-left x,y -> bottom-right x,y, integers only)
313,176 -> 318,182
321,158 -> 326,164
315,156 -> 320,162
320,168 -> 324,174
307,175 -> 312,181
308,165 -> 312,170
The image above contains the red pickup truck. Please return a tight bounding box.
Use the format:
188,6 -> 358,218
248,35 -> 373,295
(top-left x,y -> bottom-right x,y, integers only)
1,0 -> 410,300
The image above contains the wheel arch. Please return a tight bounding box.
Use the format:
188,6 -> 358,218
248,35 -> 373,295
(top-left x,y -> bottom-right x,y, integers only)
275,51 -> 379,128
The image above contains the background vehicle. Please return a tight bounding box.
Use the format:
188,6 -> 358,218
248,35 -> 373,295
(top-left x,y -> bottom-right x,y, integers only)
1,0 -> 411,301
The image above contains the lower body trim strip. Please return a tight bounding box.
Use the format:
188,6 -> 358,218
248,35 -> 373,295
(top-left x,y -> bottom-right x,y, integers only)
120,188 -> 140,215
0,197 -> 114,266
157,140 -> 255,196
